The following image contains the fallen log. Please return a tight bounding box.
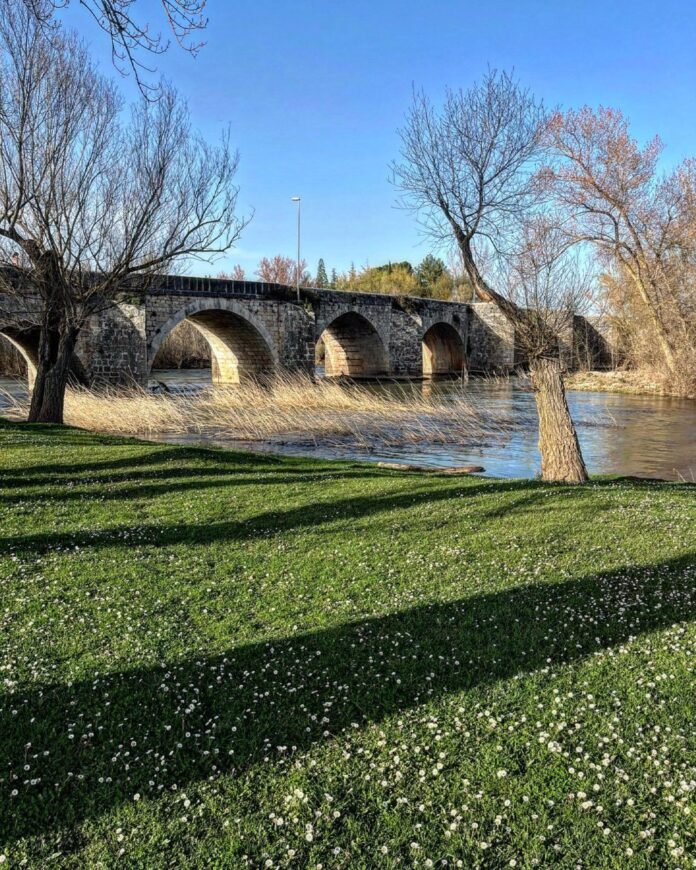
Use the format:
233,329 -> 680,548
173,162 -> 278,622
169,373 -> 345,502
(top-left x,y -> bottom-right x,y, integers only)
377,462 -> 485,474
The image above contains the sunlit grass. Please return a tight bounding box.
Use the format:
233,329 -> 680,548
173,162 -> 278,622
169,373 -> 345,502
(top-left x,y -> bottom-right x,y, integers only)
0,422 -> 694,867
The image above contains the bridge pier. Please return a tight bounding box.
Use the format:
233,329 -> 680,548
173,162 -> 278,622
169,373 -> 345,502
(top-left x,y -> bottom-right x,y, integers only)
467,303 -> 516,373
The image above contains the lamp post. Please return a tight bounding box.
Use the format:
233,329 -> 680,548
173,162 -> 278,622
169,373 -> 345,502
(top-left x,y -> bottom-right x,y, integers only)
291,196 -> 301,302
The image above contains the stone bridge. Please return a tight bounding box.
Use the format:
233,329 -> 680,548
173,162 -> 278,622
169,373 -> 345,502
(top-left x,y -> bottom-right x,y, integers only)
0,275 -> 520,389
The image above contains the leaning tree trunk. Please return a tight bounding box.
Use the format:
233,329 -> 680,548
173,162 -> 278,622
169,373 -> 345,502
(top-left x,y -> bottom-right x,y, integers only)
628,272 -> 677,374
28,305 -> 78,425
530,356 -> 588,483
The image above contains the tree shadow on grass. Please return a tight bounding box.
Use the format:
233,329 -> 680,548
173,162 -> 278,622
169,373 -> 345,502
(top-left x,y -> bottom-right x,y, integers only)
0,441 -> 360,487
0,427 -> 404,503
0,474 -> 696,556
1,552 -> 694,843
0,466 -> 401,507
0,476 -> 591,555
1,473 -> 684,555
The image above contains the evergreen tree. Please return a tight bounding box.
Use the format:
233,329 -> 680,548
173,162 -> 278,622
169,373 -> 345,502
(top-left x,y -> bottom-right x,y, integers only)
374,261 -> 413,275
417,254 -> 446,290
315,258 -> 328,288
330,268 -> 337,288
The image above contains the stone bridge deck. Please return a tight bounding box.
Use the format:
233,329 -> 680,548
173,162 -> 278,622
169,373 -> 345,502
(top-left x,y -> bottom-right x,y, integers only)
1,275 -> 518,388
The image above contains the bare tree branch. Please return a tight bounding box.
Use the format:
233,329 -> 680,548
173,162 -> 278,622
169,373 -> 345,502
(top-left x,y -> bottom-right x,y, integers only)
0,5 -> 247,422
391,69 -> 548,312
20,0 -> 207,96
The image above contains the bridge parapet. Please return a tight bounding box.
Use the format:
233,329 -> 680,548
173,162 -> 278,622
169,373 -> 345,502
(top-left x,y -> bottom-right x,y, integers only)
149,274 -> 300,301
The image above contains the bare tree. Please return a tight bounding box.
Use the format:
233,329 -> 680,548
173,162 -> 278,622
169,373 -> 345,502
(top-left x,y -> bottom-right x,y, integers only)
391,69 -> 547,309
392,70 -> 591,482
0,6 -> 246,423
21,0 -> 206,94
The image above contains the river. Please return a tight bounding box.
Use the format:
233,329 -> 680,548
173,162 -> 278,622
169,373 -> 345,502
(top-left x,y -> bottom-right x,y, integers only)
2,370 -> 694,481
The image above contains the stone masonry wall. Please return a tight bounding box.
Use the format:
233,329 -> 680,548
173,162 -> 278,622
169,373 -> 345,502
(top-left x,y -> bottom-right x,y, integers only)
78,304 -> 147,386
467,303 -> 515,372
387,297 -> 469,377
0,277 -> 517,388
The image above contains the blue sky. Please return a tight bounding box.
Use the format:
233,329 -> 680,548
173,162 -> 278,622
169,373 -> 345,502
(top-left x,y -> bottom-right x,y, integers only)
62,0 -> 696,277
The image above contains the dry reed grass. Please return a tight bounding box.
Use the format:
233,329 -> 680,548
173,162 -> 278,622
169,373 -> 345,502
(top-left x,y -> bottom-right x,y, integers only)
3,373 -> 505,450
565,368 -> 696,399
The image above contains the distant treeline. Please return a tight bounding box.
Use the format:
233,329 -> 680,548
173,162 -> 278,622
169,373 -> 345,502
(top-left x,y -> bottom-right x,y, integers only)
221,254 -> 475,301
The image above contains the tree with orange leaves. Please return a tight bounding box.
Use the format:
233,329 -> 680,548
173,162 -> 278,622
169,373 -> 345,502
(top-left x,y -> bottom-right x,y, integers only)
256,255 -> 311,288
542,106 -> 694,376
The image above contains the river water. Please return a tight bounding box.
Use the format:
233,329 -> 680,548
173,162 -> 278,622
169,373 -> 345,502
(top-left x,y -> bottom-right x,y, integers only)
2,371 -> 694,481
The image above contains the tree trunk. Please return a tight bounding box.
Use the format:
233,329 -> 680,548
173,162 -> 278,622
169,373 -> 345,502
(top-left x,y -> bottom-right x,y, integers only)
458,237 -> 522,320
28,305 -> 78,425
530,357 -> 588,483
454,234 -> 587,481
627,271 -> 677,374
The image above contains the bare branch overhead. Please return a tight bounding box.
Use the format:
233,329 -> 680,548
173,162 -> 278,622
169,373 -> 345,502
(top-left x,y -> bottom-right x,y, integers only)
20,0 -> 207,96
0,3 -> 246,422
391,69 -> 548,311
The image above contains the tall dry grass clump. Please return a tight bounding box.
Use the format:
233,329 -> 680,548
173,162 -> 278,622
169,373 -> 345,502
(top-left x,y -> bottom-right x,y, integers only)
600,263 -> 696,399
3,373 -> 504,449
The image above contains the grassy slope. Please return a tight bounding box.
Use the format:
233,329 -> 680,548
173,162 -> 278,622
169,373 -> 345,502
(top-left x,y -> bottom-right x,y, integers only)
0,421 -> 695,868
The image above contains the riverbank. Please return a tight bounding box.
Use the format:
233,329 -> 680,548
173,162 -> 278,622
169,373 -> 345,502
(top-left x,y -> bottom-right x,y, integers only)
2,373 -> 695,480
1,421 -> 695,867
566,368 -> 696,399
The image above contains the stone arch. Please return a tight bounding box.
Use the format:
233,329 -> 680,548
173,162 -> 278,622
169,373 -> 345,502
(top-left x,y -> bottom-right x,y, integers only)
0,327 -> 89,390
318,311 -> 389,378
422,322 -> 466,377
148,300 -> 278,385
0,329 -> 37,386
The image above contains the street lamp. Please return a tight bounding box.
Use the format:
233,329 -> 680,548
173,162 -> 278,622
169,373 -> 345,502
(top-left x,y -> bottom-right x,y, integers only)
291,196 -> 301,302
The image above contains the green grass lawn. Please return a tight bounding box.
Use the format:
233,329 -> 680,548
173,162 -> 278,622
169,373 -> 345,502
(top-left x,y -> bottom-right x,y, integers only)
1,421 -> 695,868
